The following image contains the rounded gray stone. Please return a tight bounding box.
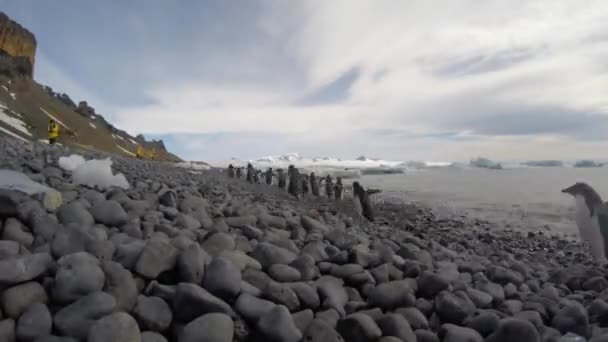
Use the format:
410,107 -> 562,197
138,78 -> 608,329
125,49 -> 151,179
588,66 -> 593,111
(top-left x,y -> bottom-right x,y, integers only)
257,305 -> 302,342
336,313 -> 382,342
1,282 -> 47,319
395,307 -> 429,330
87,312 -> 141,342
203,257 -> 242,300
440,323 -> 484,342
135,238 -> 178,279
303,319 -> 344,342
53,252 -> 105,304
142,331 -> 168,342
269,264 -> 302,282
173,283 -> 234,323
0,253 -> 53,284
177,243 -> 209,284
178,313 -> 234,342
251,242 -> 297,269
58,201 -> 94,226
134,296 -> 173,332
486,318 -> 540,342
102,261 -> 138,312
90,200 -> 128,227
54,292 -> 117,341
435,291 -> 476,325
201,233 -> 235,257
16,303 -> 52,342
235,293 -> 276,323
0,319 -> 15,342
377,314 -> 416,342
367,280 -> 415,310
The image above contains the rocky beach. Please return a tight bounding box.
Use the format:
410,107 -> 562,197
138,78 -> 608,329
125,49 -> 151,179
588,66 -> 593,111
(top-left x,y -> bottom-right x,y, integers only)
0,135 -> 607,342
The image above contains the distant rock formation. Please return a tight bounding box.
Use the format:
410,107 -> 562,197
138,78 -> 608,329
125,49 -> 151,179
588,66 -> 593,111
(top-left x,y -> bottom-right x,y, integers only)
76,101 -> 96,117
0,12 -> 36,77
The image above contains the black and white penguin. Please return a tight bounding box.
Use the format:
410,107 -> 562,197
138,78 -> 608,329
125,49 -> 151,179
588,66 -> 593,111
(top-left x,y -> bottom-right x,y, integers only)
562,182 -> 608,263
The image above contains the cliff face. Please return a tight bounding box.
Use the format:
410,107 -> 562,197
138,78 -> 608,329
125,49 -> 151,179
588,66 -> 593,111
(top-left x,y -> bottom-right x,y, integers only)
0,12 -> 36,77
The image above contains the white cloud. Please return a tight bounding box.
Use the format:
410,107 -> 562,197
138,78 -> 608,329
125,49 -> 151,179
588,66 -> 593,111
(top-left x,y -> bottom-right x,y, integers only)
93,1 -> 608,160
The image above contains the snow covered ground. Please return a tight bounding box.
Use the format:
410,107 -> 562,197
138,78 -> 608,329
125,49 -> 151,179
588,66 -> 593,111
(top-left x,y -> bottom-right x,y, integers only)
116,145 -> 136,156
89,123 -> 97,129
0,104 -> 31,137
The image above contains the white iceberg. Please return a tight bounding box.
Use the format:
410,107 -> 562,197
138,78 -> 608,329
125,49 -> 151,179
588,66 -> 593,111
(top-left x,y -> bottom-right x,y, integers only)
59,154 -> 87,172
60,154 -> 129,190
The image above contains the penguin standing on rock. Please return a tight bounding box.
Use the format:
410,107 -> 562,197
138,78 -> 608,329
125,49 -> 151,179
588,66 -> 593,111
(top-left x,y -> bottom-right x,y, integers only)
562,182 -> 608,263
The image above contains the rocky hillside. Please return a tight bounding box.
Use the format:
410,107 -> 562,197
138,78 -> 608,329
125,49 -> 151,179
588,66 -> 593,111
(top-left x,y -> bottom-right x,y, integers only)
0,11 -> 180,162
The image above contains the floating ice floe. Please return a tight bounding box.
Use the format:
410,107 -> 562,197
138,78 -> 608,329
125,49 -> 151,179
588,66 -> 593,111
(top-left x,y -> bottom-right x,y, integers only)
59,154 -> 129,189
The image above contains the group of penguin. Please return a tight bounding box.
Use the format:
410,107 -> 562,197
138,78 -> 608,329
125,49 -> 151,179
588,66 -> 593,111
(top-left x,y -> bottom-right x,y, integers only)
226,163 -> 376,222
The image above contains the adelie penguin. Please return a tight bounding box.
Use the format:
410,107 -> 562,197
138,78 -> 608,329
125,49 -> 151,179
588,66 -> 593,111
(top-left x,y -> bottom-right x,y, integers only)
562,182 -> 608,263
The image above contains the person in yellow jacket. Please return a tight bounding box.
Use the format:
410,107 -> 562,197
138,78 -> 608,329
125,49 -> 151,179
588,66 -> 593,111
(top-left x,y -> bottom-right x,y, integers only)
147,148 -> 157,160
48,119 -> 59,144
136,145 -> 144,159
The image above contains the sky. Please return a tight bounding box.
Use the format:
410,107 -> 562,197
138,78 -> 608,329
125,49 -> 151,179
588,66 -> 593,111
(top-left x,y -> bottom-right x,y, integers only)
2,0 -> 608,163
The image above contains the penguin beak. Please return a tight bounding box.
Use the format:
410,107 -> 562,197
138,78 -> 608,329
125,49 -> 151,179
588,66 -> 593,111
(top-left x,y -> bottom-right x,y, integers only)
562,185 -> 574,194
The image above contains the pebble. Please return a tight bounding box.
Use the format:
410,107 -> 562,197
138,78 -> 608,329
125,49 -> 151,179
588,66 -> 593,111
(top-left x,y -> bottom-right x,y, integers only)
0,252 -> 53,284
16,303 -> 52,341
54,292 -> 117,340
395,307 -> 429,330
235,293 -> 276,323
269,264 -> 302,282
486,318 -> 541,342
466,311 -> 501,337
292,309 -> 314,332
203,257 -> 242,300
57,201 -> 94,226
257,305 -> 302,342
87,312 -> 141,342
201,233 -> 235,257
418,271 -> 450,298
440,323 -> 484,342
102,260 -> 139,311
90,200 -> 128,227
173,283 -> 234,323
135,238 -> 179,279
337,313 -> 383,342
377,313 -> 417,342
1,281 -> 48,318
367,280 -> 416,310
303,319 -> 344,342
0,319 -> 16,342
53,252 -> 105,304
435,291 -> 476,325
176,243 -> 208,283
251,242 -> 297,269
134,296 -> 173,332
178,313 -> 233,342
142,331 -> 168,342
264,281 -> 301,312
289,282 -> 321,310
552,301 -> 590,338
416,330 -> 440,342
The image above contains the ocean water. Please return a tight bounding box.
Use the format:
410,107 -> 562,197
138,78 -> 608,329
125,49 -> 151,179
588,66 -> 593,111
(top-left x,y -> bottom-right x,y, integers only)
359,167 -> 608,236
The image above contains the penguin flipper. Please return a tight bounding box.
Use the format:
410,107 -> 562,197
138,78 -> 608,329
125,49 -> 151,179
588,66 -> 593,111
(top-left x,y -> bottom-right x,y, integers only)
597,207 -> 608,260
